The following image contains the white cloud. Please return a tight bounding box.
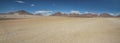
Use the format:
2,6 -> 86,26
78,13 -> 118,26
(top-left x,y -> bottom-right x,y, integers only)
34,10 -> 53,16
35,11 -> 53,14
109,13 -> 114,15
70,11 -> 81,14
84,11 -> 89,14
16,1 -> 25,3
84,11 -> 97,14
31,4 -> 35,7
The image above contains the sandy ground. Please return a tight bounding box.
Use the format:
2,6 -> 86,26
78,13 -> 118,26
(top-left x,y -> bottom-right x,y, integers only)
0,16 -> 120,43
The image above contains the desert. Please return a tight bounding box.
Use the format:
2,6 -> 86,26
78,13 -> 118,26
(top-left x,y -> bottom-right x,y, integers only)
0,0 -> 120,43
0,16 -> 120,43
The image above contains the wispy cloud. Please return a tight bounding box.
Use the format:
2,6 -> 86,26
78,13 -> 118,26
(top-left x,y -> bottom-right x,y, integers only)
15,1 -> 25,3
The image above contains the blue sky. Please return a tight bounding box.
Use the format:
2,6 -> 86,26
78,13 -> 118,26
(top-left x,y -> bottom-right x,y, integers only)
0,0 -> 120,14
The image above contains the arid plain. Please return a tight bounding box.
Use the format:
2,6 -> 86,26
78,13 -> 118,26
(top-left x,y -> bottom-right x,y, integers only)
0,16 -> 120,43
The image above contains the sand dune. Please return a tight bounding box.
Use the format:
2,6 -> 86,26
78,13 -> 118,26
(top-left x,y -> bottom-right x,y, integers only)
0,16 -> 120,43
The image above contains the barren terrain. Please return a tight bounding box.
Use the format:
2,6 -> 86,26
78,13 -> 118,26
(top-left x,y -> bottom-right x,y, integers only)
0,16 -> 120,43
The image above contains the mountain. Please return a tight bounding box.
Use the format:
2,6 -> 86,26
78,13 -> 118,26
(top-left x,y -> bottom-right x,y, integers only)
50,12 -> 68,16
0,13 -> 9,15
0,10 -> 33,15
116,13 -> 120,17
116,15 -> 120,17
79,13 -> 98,17
68,13 -> 80,17
0,10 -> 35,18
99,13 -> 113,17
14,10 -> 33,15
35,13 -> 43,16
